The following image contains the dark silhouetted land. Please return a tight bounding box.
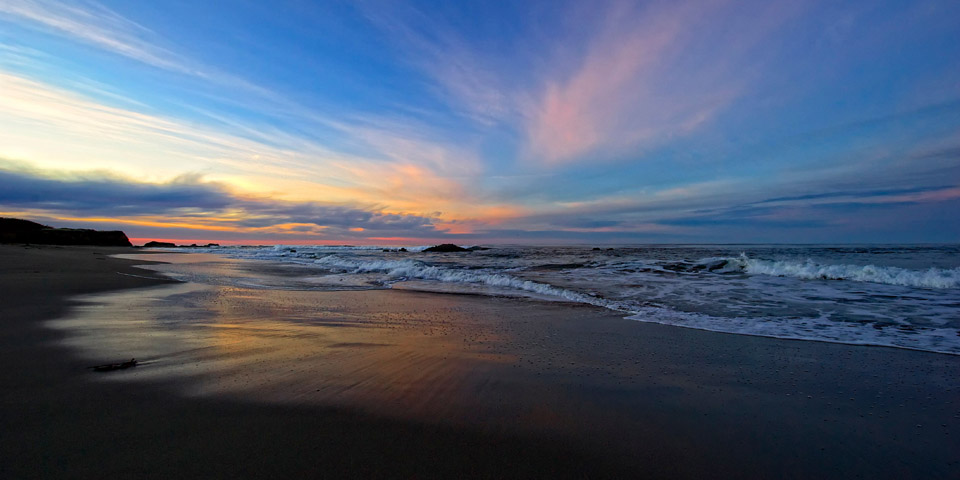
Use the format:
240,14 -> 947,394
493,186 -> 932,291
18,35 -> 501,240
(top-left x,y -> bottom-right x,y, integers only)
0,218 -> 131,246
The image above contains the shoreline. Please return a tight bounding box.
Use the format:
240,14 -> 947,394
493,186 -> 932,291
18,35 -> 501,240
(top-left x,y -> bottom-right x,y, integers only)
136,248 -> 960,358
2,245 -> 958,478
1,245 -> 638,478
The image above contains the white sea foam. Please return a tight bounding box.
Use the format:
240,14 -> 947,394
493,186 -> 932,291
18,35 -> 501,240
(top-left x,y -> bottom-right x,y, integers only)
625,307 -> 960,355
270,245 -> 430,252
312,255 -> 621,309
712,254 -> 960,289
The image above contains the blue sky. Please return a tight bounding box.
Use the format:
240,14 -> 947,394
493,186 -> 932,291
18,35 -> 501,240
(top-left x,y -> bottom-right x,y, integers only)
1,0 -> 958,244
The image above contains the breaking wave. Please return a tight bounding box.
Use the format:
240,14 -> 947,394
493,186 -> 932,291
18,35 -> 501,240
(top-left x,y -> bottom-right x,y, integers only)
312,255 -> 622,309
271,245 -> 430,253
711,254 -> 960,289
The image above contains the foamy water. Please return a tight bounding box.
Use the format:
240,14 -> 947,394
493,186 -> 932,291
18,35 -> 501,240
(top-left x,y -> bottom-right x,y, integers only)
715,253 -> 960,288
147,244 -> 960,355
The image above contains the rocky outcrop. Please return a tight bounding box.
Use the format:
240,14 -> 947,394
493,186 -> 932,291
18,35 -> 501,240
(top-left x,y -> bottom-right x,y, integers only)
143,241 -> 177,248
423,243 -> 470,252
0,218 -> 132,246
142,241 -> 220,248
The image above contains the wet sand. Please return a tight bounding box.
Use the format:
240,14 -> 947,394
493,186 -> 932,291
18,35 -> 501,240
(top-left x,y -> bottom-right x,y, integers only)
1,245 -> 958,478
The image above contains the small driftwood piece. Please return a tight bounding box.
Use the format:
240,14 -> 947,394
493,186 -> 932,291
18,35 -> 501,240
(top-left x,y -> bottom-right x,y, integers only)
90,358 -> 137,372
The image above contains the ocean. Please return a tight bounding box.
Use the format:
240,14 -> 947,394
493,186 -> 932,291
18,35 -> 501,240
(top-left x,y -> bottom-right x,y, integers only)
145,244 -> 960,355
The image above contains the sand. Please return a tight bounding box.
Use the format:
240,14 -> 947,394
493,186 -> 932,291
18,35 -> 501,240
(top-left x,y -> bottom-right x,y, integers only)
1,244 -> 957,479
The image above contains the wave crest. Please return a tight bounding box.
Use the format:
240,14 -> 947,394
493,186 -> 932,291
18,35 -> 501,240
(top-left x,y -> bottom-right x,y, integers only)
313,255 -> 619,308
712,254 -> 959,288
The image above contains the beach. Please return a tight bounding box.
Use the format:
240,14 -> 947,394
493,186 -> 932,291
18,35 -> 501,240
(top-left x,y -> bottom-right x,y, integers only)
1,245 -> 958,479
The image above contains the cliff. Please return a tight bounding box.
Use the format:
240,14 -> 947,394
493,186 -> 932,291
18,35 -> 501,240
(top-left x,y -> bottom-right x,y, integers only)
0,218 -> 132,247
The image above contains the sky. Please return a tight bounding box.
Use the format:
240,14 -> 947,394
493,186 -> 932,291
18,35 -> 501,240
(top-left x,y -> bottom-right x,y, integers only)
1,0 -> 959,245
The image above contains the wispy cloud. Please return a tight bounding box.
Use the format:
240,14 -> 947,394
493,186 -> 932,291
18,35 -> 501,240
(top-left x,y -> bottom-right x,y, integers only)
0,71 -> 287,176
0,0 -> 330,116
361,0 -> 800,164
524,0 -> 799,164
0,0 -> 193,73
356,1 -> 515,126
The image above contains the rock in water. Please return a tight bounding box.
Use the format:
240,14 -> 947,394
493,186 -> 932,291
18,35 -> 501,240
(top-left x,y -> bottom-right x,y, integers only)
143,241 -> 177,247
423,243 -> 470,252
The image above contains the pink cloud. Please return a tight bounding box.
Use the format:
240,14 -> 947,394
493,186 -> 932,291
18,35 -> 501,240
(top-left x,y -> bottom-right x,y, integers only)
525,0 -> 796,164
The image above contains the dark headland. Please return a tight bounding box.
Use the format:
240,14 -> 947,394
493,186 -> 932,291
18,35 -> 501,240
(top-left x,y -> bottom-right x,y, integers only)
0,217 -> 131,246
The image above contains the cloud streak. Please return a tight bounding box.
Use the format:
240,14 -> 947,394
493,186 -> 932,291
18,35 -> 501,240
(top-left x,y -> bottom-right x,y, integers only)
0,0 -> 193,73
523,0 -> 801,164
356,1 -> 516,126
361,0 -> 803,164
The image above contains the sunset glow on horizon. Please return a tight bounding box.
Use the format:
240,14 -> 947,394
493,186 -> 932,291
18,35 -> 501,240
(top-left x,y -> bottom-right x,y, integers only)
2,0 -> 959,245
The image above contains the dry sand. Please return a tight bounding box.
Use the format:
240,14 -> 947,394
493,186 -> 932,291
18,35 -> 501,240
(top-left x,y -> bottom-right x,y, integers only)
1,244 -> 958,479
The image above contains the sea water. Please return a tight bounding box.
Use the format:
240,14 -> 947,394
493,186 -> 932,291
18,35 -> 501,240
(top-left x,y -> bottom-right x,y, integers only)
146,244 -> 960,355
